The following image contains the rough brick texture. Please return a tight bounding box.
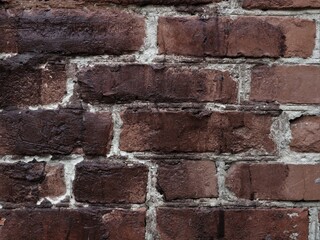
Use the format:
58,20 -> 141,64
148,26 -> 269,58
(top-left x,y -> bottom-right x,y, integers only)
0,55 -> 66,108
226,163 -> 320,201
0,0 -> 318,238
120,110 -> 276,153
0,161 -> 65,204
0,208 -> 146,240
243,0 -> 320,9
0,9 -> 145,55
290,116 -> 320,152
0,109 -> 113,155
157,160 -> 217,200
77,65 -> 237,104
250,65 -> 320,104
158,16 -> 315,58
73,161 -> 148,204
157,207 -> 308,240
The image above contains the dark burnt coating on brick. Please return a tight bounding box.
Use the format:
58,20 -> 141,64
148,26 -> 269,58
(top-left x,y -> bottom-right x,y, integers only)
120,110 -> 276,153
0,109 -> 113,155
0,9 -> 145,55
77,65 -> 237,104
157,160 -> 218,201
73,161 -> 148,204
157,207 -> 308,240
0,208 -> 145,240
0,161 -> 65,204
243,0 -> 320,9
0,55 -> 66,108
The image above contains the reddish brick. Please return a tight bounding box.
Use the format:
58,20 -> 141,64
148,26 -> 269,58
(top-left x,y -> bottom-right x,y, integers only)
0,109 -> 113,156
226,163 -> 320,201
77,65 -> 237,104
243,0 -> 320,9
0,161 -> 65,204
0,208 -> 145,240
157,160 -> 217,200
120,110 -> 276,153
0,9 -> 145,55
157,207 -> 308,240
290,116 -> 320,152
158,16 -> 315,58
85,0 -> 221,5
73,161 -> 148,204
0,55 -> 66,108
250,65 -> 320,104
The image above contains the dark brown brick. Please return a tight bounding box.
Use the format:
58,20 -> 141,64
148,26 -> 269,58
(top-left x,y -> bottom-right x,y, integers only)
0,55 -> 66,108
157,207 -> 308,240
0,109 -> 113,156
73,161 -> 148,204
0,161 -> 65,204
85,0 -> 221,5
243,0 -> 320,9
120,110 -> 276,153
0,208 -> 145,240
290,116 -> 320,152
250,65 -> 320,104
77,64 -> 237,104
226,163 -> 320,201
0,9 -> 145,55
83,112 -> 113,155
158,16 -> 315,58
157,160 -> 217,201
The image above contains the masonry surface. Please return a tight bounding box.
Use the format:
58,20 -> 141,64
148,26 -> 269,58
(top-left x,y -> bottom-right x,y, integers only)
0,0 -> 319,239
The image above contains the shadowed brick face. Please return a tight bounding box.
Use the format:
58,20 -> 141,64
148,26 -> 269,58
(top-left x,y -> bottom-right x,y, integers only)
0,0 -> 318,238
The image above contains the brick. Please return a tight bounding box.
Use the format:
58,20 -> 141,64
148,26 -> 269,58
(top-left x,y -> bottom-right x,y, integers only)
250,65 -> 320,104
158,16 -> 315,58
0,55 -> 66,108
157,160 -> 217,200
0,208 -> 145,240
226,163 -> 320,201
243,0 -> 320,9
83,112 -> 113,155
85,0 -> 221,5
0,109 -> 113,156
0,161 -> 65,204
77,65 -> 237,104
157,207 -> 308,240
120,110 -> 276,153
290,116 -> 320,152
0,9 -> 145,55
73,161 -> 148,204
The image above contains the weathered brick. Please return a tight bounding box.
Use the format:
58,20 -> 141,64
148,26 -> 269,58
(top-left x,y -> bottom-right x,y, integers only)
0,208 -> 145,240
120,110 -> 276,153
73,161 -> 148,204
0,109 -> 113,156
157,160 -> 217,200
0,55 -> 66,108
77,65 -> 237,104
226,163 -> 320,201
0,9 -> 145,55
243,0 -> 320,9
290,116 -> 320,152
157,207 -> 308,240
86,0 -> 221,5
158,16 -> 315,58
83,112 -> 113,155
250,65 -> 320,104
0,161 -> 65,204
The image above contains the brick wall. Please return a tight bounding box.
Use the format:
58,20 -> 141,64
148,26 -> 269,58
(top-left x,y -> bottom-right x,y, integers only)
0,0 -> 319,239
